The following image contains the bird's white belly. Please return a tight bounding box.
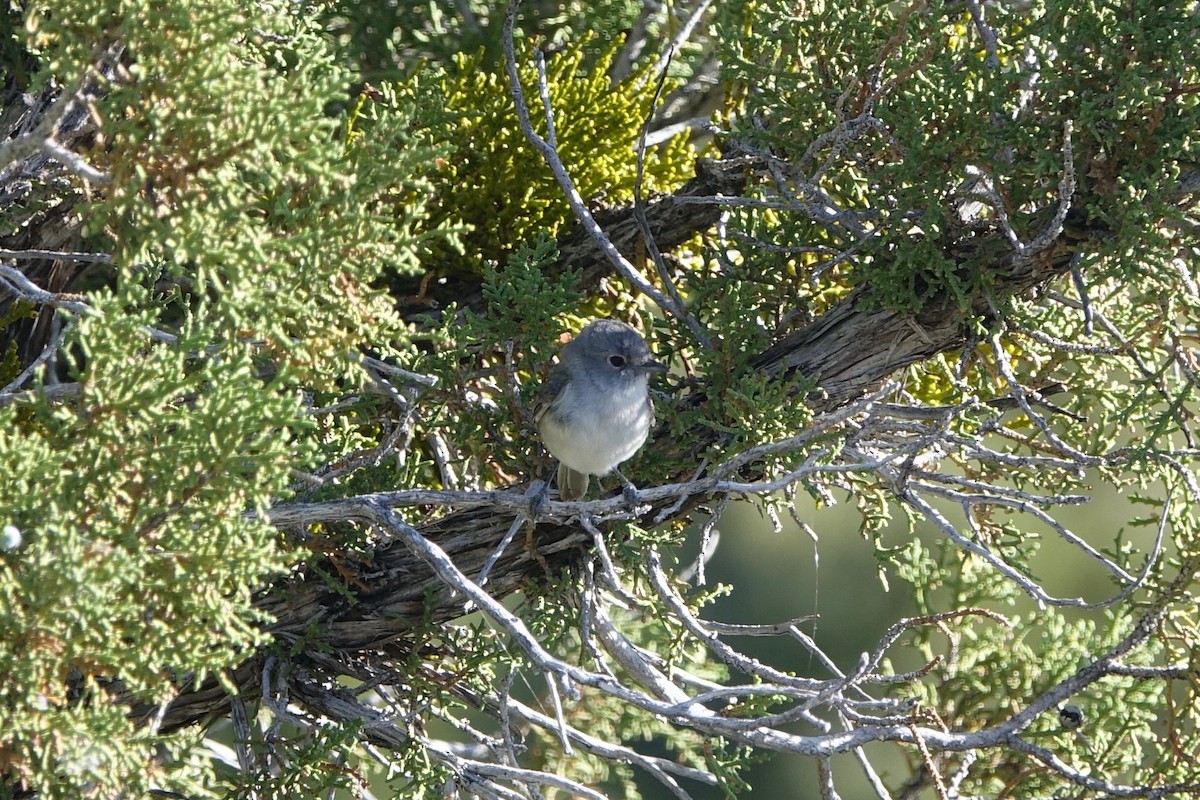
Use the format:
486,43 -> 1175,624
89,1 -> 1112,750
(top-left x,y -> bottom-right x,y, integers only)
540,381 -> 652,476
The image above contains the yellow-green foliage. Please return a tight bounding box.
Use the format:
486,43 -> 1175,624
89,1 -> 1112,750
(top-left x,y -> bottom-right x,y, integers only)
409,40 -> 695,275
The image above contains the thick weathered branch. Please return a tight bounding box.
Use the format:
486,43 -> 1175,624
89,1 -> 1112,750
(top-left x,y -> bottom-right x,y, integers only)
127,198 -> 1100,733
754,216 -> 1080,409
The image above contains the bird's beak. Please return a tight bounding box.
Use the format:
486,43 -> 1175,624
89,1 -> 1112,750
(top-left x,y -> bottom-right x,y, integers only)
640,358 -> 668,374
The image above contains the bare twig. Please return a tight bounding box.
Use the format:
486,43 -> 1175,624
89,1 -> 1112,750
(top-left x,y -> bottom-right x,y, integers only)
0,263 -> 95,316
964,0 -> 1001,69
0,248 -> 111,263
501,0 -> 709,346
0,317 -> 75,396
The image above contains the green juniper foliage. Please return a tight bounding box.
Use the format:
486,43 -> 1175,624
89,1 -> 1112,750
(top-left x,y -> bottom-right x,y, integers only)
716,0 -> 1199,311
2,0 -> 443,796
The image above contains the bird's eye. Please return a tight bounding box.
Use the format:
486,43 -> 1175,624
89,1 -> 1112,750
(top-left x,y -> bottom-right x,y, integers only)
608,354 -> 626,368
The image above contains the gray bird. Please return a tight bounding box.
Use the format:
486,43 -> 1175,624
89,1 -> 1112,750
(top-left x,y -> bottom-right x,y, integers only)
534,319 -> 667,501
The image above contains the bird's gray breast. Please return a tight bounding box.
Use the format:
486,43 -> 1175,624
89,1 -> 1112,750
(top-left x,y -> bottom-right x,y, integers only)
540,373 -> 652,476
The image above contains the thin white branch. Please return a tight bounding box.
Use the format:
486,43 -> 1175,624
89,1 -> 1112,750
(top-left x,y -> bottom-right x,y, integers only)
477,513 -> 528,587
0,76 -> 84,170
533,50 -> 557,149
39,136 -> 111,185
544,673 -> 573,755
1007,735 -> 1200,798
0,263 -> 95,316
589,603 -> 692,706
0,248 -> 111,263
989,333 -> 1103,465
577,514 -> 640,608
687,495 -> 725,586
645,547 -> 825,691
635,61 -> 693,334
501,0 -> 707,345
457,756 -> 610,800
636,0 -> 716,91
908,480 -> 1134,584
497,694 -> 713,798
0,317 -> 75,396
359,354 -> 439,388
843,712 -> 895,800
902,491 -> 1064,608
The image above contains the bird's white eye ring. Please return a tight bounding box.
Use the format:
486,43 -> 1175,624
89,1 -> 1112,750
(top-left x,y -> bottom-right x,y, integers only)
608,354 -> 626,368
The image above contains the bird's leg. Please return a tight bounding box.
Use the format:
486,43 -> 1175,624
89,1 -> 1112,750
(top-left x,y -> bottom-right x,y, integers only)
613,468 -> 641,510
529,475 -> 551,519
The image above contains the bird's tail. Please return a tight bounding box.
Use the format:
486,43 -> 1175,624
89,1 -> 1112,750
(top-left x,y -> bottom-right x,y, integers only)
557,462 -> 589,501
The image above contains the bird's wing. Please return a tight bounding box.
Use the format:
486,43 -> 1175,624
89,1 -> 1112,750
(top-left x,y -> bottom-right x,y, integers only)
532,361 -> 570,424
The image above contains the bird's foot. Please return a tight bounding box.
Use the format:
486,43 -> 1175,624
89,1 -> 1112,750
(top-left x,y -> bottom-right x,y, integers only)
613,469 -> 642,511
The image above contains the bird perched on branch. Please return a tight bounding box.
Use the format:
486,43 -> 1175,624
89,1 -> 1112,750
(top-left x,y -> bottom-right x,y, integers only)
534,319 -> 667,501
